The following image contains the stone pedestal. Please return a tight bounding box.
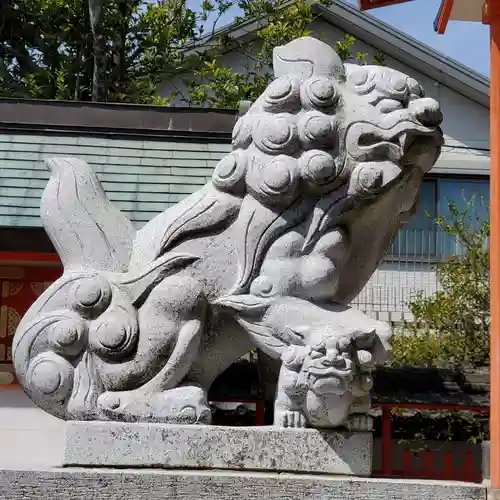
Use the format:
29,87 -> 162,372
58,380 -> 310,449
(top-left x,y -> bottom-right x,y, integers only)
0,468 -> 487,500
1,422 -> 487,500
63,421 -> 372,475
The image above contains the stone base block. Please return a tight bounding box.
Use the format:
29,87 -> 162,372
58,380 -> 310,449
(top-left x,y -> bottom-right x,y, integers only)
0,468 -> 487,500
63,421 -> 372,475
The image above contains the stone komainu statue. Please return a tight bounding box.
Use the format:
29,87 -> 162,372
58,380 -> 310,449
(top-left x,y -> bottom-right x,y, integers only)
12,37 -> 443,429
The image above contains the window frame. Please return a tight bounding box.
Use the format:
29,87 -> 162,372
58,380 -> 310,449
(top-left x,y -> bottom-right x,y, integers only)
384,173 -> 489,264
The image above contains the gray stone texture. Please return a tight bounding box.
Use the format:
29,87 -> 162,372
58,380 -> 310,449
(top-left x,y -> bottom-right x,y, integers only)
487,485 -> 500,500
483,441 -> 490,480
63,421 -> 372,475
0,468 -> 487,500
12,36 -> 444,430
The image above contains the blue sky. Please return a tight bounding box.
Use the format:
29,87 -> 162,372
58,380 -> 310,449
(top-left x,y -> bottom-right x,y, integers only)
192,0 -> 490,77
347,0 -> 490,77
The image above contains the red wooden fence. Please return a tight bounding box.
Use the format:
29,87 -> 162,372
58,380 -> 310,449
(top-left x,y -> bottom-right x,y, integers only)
372,402 -> 489,483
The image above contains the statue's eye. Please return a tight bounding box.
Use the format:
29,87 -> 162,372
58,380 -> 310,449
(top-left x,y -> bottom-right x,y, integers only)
337,337 -> 351,351
72,276 -> 111,318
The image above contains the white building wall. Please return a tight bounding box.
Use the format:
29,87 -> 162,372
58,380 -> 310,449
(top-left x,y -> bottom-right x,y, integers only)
306,18 -> 490,151
158,18 -> 491,152
351,262 -> 439,323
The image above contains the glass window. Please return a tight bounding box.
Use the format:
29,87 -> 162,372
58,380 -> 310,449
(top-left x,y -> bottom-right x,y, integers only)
388,180 -> 437,258
387,178 -> 490,260
438,179 -> 489,257
438,179 -> 489,221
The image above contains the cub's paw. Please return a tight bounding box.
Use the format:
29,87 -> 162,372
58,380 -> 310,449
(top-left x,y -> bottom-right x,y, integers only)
274,410 -> 307,428
347,414 -> 373,432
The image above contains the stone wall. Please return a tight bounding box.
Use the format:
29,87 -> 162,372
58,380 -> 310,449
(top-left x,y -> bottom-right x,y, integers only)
0,468 -> 487,500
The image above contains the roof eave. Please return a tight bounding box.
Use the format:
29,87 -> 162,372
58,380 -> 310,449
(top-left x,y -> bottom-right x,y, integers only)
315,2 -> 489,108
175,0 -> 490,108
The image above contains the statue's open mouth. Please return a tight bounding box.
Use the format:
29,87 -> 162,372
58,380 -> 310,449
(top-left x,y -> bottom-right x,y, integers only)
357,129 -> 436,152
308,364 -> 352,377
308,370 -> 353,396
345,119 -> 443,169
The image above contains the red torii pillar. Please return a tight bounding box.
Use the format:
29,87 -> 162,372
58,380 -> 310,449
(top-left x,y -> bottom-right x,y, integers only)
359,0 -> 499,493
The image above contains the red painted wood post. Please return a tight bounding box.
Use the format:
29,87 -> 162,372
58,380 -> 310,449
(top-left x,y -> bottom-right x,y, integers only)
490,0 -> 500,491
462,452 -> 477,482
423,450 -> 434,478
443,452 -> 454,479
0,252 -> 61,264
381,407 -> 393,476
403,449 -> 413,477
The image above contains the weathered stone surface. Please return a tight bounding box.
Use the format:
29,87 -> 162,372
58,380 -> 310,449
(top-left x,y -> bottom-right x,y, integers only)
0,468 -> 487,500
63,421 -> 371,475
487,484 -> 500,500
12,36 -> 444,430
483,441 -> 490,480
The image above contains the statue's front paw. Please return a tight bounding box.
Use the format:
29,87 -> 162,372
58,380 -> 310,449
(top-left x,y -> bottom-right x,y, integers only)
275,410 -> 307,428
97,385 -> 211,424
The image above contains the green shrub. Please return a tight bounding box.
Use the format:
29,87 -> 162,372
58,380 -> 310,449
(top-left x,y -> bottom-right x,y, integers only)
390,200 -> 489,368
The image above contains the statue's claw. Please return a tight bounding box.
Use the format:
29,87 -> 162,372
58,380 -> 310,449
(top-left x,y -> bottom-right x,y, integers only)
275,410 -> 307,428
346,414 -> 373,432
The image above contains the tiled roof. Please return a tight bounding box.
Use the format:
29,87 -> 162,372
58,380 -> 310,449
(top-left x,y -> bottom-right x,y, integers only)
0,133 -> 231,227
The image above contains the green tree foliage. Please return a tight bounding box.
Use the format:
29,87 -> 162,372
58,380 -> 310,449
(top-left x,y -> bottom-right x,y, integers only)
390,199 -> 490,368
185,1 -> 385,108
0,0 -> 200,103
0,0 -> 383,107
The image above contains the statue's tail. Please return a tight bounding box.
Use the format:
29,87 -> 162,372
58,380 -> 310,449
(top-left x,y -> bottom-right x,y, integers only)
41,158 -> 136,272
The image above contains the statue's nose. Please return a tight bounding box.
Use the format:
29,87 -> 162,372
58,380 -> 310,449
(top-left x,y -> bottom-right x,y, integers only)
409,97 -> 443,127
323,349 -> 348,369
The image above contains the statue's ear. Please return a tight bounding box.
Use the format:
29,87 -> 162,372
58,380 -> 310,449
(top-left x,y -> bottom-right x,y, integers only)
213,294 -> 273,316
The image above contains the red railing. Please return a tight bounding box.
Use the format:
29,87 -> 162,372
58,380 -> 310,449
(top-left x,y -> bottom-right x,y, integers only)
372,402 -> 489,483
